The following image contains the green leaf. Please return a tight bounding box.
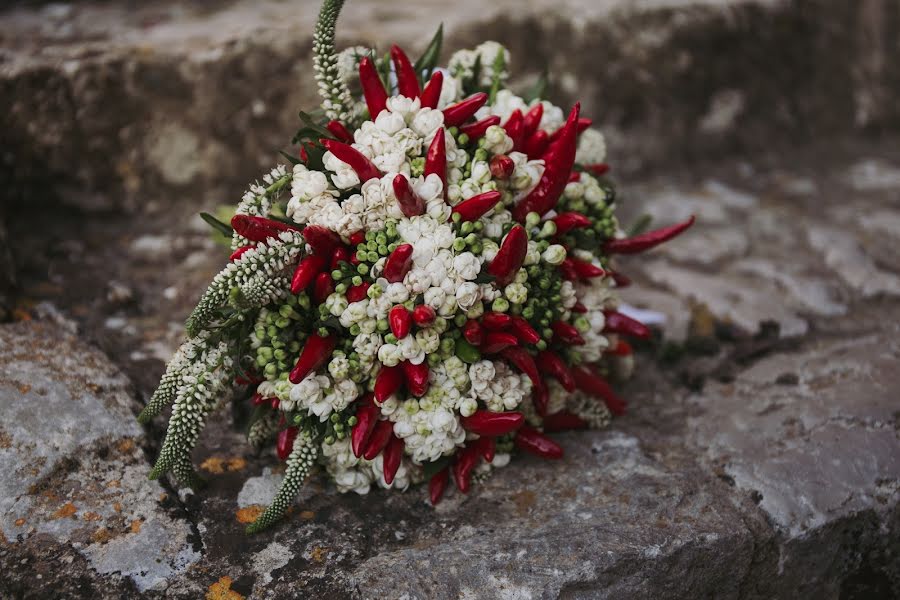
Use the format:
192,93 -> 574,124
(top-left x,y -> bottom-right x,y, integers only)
298,111 -> 333,139
626,213 -> 653,237
279,150 -> 302,165
200,212 -> 233,236
414,23 -> 444,80
522,71 -> 548,103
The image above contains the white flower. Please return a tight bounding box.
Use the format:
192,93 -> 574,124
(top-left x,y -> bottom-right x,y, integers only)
482,125 -> 514,155
386,95 -> 421,120
378,344 -> 402,367
576,128 -> 607,164
411,108 -> 445,138
504,282 -> 528,304
375,109 -> 406,135
437,73 -> 462,109
469,360 -> 496,393
384,282 -> 409,303
455,281 -> 482,311
452,252 -> 481,280
542,244 -> 567,265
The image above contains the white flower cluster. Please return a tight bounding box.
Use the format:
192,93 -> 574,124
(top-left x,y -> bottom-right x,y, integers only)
448,41 -> 511,87
469,360 -> 533,412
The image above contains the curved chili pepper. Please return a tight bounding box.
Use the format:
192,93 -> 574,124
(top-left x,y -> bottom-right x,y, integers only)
276,426 -> 299,461
451,190 -> 502,222
558,258 -> 578,281
603,310 -> 651,339
537,350 -> 575,392
532,383 -> 549,417
549,117 -> 592,142
523,129 -> 549,158
609,270 -> 631,288
291,254 -> 327,294
358,55 -> 388,118
542,411 -> 588,432
413,304 -> 436,326
424,128 -> 447,191
603,216 -> 695,255
512,103 -> 580,221
346,282 -> 370,302
351,400 -> 379,457
374,365 -> 404,403
460,115 -> 501,141
301,225 -> 341,256
572,301 -> 587,314
383,243 -> 414,283
442,92 -> 488,127
390,44 -> 420,99
481,311 -> 512,331
570,257 -> 606,279
392,174 -> 426,217
289,333 -> 337,383
313,271 -> 333,303
499,346 -> 541,387
460,410 -> 524,437
482,332 -> 518,354
487,224 -> 527,286
523,103 -> 543,139
326,119 -> 353,143
509,316 -> 541,345
489,154 -> 515,180
474,436 -> 496,463
552,321 -> 585,345
553,212 -> 592,236
420,70 -> 443,109
429,467 -> 449,505
515,425 -> 563,459
585,163 -> 610,176
402,360 -> 430,397
462,320 -> 484,345
231,214 -> 299,242
230,245 -> 253,262
503,109 -> 525,151
382,435 -> 404,485
331,246 -> 351,269
571,365 -> 626,415
452,445 -> 480,493
389,305 -> 412,339
362,419 -> 394,460
320,139 -> 382,183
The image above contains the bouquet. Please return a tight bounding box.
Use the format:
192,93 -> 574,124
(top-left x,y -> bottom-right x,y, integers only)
139,0 -> 693,533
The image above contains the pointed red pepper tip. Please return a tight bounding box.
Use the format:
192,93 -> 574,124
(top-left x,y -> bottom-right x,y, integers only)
358,55 -> 388,119
460,410 -> 524,437
413,304 -> 436,326
391,44 -> 421,100
429,468 -> 449,505
383,243 -> 414,283
489,155 -> 515,180
424,128 -> 447,189
362,420 -> 394,461
402,360 -> 430,397
442,92 -> 489,127
276,426 -> 299,461
603,215 -> 696,255
514,425 -> 564,460
487,224 -> 528,286
383,435 -> 404,485
392,173 -> 426,217
420,70 -> 444,109
326,120 -> 353,143
389,305 -> 412,339
374,365 -> 405,403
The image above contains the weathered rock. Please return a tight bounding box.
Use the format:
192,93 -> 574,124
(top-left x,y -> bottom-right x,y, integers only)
0,321 -> 200,597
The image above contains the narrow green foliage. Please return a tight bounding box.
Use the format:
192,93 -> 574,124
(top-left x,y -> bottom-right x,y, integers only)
200,212 -> 233,236
626,213 -> 653,237
138,335 -> 209,424
247,431 -> 318,533
414,24 -> 444,81
488,49 -> 506,104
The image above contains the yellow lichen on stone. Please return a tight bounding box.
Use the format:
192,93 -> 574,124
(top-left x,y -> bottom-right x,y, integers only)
51,502 -> 77,519
235,505 -> 264,524
206,576 -> 244,600
201,456 -> 248,474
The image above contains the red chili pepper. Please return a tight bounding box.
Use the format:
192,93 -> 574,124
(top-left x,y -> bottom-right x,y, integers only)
412,304 -> 436,326
460,115 -> 501,140
512,103 -> 580,221
500,346 -> 541,387
603,216 -> 695,255
331,246 -> 351,269
487,224 -> 527,286
553,212 -> 592,235
358,55 -> 388,118
532,383 -> 549,417
523,103 -> 543,139
326,119 -> 353,143
389,305 -> 412,339
572,301 -> 587,314
313,271 -> 333,303
420,70 -> 444,109
537,350 -> 575,391
429,467 -> 449,505
374,365 -> 404,403
382,435 -> 404,485
349,231 -> 366,246
568,171 -> 581,183
362,419 -> 394,461
301,225 -> 341,256
474,436 -> 496,463
390,44 -> 420,99
291,255 -> 326,294
481,311 -> 512,331
489,154 -> 515,180
509,316 -> 541,345
542,411 -> 588,432
452,445 -> 480,493
392,173 -> 426,218
346,282 -> 370,302
289,333 -> 337,383
250,392 -> 266,406
558,258 -> 578,281
585,163 -> 610,176
603,310 -> 651,339
482,332 -> 518,354
231,214 -> 299,242
237,372 -> 263,386
571,365 -> 626,415
276,426 -> 299,461
460,410 -> 524,437
270,398 -> 280,410
609,339 -> 633,356
549,117 -> 592,142
570,257 -> 606,279
402,360 -> 430,397
523,129 -> 549,158
514,425 -> 564,459
351,399 -> 379,457
552,321 -> 585,345
299,145 -> 309,163
503,109 -> 525,151
451,190 -> 502,222
383,243 -> 414,283
462,320 -> 484,345
320,139 -> 382,183
424,128 -> 447,192
229,245 -> 253,262
350,251 -> 361,266
442,92 -> 488,127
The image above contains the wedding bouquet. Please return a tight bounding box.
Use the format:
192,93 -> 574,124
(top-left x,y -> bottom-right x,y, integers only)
139,0 -> 693,533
